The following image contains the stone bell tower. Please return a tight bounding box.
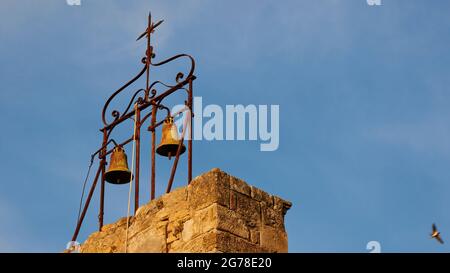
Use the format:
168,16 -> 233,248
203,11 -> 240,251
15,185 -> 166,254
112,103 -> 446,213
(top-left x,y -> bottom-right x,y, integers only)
80,168 -> 292,253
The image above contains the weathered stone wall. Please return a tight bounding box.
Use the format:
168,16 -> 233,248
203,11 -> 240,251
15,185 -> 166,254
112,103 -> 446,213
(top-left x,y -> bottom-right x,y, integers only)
80,168 -> 292,253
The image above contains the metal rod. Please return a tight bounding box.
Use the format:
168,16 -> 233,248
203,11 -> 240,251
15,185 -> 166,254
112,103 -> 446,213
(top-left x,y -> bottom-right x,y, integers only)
166,138 -> 184,193
134,106 -> 141,214
151,106 -> 157,200
145,14 -> 154,203
145,13 -> 152,102
188,79 -> 193,184
99,130 -> 107,230
72,162 -> 103,242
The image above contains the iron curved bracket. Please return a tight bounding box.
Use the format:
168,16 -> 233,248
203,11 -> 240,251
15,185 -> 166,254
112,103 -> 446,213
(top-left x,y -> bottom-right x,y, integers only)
102,65 -> 147,126
151,54 -> 196,84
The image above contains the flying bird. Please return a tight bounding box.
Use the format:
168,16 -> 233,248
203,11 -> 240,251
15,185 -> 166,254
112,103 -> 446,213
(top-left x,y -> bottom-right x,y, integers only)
431,223 -> 444,244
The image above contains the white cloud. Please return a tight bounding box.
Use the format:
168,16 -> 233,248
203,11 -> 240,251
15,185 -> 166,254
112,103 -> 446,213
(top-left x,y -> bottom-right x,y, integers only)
0,199 -> 21,252
365,117 -> 450,156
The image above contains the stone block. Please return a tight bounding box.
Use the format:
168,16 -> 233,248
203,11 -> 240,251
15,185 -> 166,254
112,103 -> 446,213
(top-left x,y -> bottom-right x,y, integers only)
127,230 -> 166,253
216,204 -> 249,240
181,218 -> 194,242
180,230 -> 217,253
188,169 -> 230,210
191,203 -> 217,236
251,186 -> 274,207
261,202 -> 284,228
250,230 -> 260,245
273,195 -> 293,216
230,191 -> 237,210
215,230 -> 261,253
236,192 -> 261,225
260,225 -> 288,253
230,175 -> 251,196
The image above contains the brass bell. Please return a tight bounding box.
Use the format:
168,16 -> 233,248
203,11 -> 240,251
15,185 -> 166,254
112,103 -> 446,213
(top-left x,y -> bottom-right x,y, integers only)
105,146 -> 132,184
156,116 -> 186,159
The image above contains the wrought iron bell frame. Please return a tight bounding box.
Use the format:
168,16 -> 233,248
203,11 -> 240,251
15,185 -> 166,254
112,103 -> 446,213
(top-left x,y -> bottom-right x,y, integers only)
71,12 -> 196,243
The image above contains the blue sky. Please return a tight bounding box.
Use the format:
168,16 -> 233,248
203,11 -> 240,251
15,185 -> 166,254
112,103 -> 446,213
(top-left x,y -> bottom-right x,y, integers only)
1,0 -> 449,252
